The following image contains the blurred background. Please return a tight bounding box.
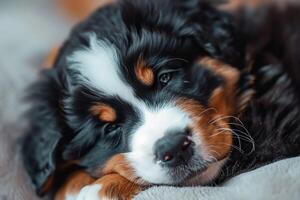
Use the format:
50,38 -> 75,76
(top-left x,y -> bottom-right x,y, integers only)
0,0 -> 110,199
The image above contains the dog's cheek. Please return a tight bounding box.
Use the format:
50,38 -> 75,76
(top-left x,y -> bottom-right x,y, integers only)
194,114 -> 233,161
202,117 -> 233,160
176,99 -> 233,161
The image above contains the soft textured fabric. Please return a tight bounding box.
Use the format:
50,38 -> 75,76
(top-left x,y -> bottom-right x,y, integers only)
135,156 -> 300,200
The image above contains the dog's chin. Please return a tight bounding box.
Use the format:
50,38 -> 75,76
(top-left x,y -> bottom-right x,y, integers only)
153,154 -> 228,186
179,157 -> 228,186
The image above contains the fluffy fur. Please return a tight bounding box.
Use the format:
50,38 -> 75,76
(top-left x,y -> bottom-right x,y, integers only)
21,0 -> 300,199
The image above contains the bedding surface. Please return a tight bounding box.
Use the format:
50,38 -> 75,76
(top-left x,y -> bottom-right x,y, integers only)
135,156 -> 300,200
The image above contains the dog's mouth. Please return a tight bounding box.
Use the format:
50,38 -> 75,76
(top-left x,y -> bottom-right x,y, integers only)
157,129 -> 231,186
172,129 -> 230,186
163,155 -> 228,186
181,157 -> 227,186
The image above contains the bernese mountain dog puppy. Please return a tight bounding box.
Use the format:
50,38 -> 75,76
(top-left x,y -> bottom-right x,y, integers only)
22,0 -> 300,199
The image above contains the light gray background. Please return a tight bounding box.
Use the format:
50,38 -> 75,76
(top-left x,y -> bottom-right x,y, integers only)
0,0 -> 71,199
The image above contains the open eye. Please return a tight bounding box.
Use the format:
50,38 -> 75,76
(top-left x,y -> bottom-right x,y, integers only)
103,123 -> 120,135
159,72 -> 172,86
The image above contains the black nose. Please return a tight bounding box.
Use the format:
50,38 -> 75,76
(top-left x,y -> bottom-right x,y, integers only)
154,129 -> 194,167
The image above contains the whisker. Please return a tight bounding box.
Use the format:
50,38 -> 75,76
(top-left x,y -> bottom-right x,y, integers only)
197,107 -> 217,118
231,161 -> 239,176
208,115 -> 255,155
204,146 -> 222,160
210,129 -> 242,151
206,154 -> 218,163
208,115 -> 234,124
227,122 -> 251,136
219,116 -> 251,137
209,115 -> 245,126
218,142 -> 245,154
216,128 -> 252,141
216,127 -> 255,154
230,129 -> 255,154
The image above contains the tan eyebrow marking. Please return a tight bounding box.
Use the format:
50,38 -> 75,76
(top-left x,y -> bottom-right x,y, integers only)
90,103 -> 117,122
135,58 -> 154,86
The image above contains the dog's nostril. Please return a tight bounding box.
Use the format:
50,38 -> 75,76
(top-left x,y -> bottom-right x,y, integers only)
154,131 -> 194,167
163,154 -> 173,162
181,140 -> 191,151
185,128 -> 192,136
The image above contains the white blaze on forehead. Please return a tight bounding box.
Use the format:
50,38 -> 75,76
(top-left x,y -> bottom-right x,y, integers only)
68,33 -> 137,104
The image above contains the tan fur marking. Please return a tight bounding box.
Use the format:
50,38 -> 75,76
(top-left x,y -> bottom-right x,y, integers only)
94,174 -> 142,200
91,103 -> 117,122
43,46 -> 60,69
218,0 -> 262,12
181,57 -> 254,159
39,175 -> 54,196
55,171 -> 95,200
55,155 -> 145,200
198,57 -> 241,115
198,57 -> 240,81
102,154 -> 146,185
88,154 -> 146,200
135,58 -> 154,86
176,99 -> 232,161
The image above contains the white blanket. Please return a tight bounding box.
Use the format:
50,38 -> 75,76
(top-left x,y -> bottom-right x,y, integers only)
135,156 -> 300,200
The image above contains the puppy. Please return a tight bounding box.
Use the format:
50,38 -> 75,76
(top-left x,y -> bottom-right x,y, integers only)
22,0 -> 300,199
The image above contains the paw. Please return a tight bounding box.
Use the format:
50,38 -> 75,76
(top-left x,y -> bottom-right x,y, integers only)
76,184 -> 102,200
75,174 -> 141,200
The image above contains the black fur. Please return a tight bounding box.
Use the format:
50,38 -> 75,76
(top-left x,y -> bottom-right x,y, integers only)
215,4 -> 300,183
23,0 -> 241,195
22,70 -> 67,195
21,0 -> 300,196
215,64 -> 300,184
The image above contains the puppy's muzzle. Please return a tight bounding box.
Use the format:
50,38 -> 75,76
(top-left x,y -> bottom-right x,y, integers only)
154,128 -> 195,168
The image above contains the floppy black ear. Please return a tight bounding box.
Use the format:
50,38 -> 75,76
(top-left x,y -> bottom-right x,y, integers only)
22,69 -> 66,196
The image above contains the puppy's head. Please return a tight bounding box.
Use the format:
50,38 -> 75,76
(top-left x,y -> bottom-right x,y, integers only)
23,0 -> 252,194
